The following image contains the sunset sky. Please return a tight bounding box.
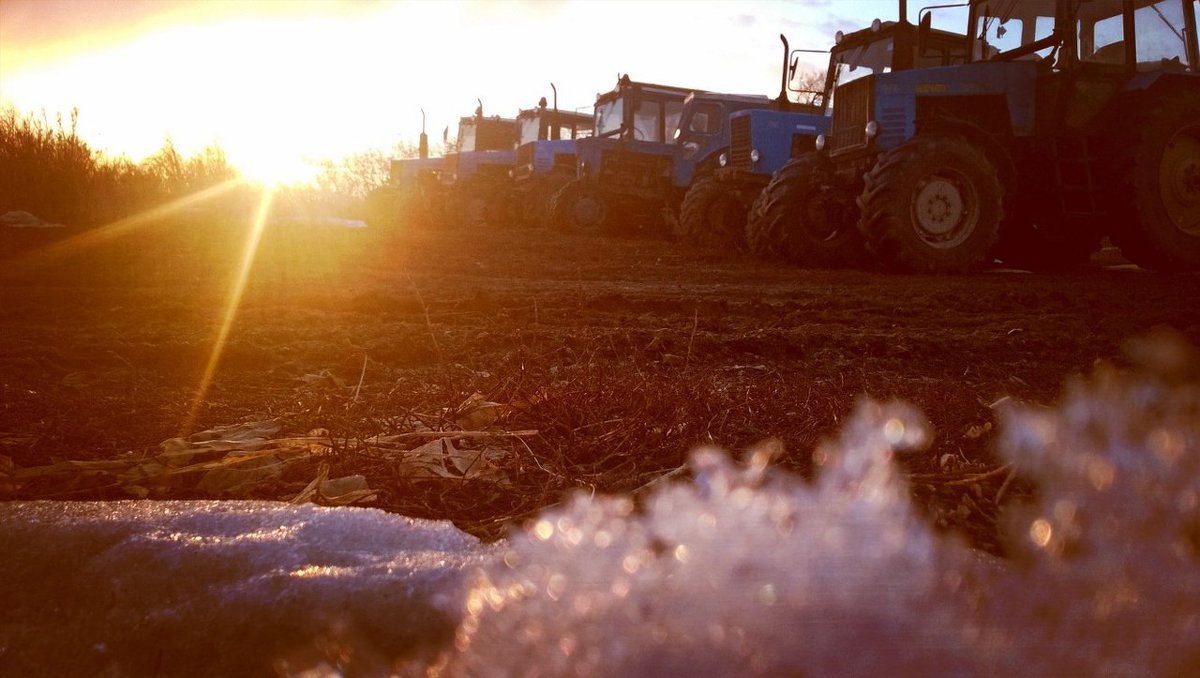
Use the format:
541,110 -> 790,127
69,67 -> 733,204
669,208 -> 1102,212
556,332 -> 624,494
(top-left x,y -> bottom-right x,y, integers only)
1,0 -> 920,182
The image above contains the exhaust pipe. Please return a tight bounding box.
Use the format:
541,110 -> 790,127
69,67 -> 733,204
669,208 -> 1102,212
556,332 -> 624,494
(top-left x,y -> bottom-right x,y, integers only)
419,108 -> 428,159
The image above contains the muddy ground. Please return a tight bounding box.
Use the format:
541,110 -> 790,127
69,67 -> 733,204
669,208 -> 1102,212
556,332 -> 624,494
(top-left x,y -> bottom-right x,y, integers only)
2,216 -> 1198,552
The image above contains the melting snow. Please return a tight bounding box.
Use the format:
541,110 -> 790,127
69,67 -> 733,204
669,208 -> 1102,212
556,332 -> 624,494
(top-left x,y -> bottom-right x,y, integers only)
2,333 -> 1198,676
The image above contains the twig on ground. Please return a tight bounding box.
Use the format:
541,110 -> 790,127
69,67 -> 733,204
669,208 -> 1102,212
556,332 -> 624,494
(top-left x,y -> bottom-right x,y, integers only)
351,354 -> 367,404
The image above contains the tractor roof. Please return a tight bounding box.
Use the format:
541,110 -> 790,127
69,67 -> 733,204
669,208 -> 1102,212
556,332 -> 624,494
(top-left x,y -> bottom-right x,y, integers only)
594,76 -> 710,104
685,91 -> 771,107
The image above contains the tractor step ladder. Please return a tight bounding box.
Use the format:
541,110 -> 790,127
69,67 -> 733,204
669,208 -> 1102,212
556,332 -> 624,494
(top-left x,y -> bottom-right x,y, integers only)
1051,137 -> 1106,218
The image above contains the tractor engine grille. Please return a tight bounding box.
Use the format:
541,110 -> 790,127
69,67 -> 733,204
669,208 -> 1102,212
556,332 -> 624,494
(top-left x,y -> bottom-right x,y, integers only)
828,76 -> 873,156
729,116 -> 752,171
600,150 -> 666,189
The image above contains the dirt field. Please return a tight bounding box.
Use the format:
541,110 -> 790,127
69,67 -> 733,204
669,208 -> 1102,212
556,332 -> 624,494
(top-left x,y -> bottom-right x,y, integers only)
3,217 -> 1198,552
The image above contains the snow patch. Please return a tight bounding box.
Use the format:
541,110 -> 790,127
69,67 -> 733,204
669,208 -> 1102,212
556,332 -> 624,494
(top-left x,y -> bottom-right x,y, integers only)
2,332 -> 1198,675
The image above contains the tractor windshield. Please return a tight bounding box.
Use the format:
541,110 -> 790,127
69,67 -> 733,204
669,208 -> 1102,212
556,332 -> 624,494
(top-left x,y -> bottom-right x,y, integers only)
518,116 -> 540,146
633,97 -> 685,143
457,121 -> 477,153
595,98 -> 624,138
826,38 -> 893,109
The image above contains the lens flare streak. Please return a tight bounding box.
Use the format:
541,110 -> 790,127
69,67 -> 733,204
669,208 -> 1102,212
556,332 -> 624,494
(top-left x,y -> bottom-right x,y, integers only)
181,186 -> 274,436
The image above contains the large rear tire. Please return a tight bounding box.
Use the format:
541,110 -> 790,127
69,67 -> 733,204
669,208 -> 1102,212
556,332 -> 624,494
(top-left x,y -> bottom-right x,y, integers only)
857,135 -> 1003,273
1107,90 -> 1200,271
678,177 -> 748,249
746,154 -> 865,267
549,180 -> 609,235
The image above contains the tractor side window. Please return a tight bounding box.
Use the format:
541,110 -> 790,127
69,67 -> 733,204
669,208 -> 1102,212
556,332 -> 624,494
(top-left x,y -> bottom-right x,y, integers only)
1134,0 -> 1189,70
688,103 -> 723,135
664,101 -> 684,142
975,9 -> 1057,61
633,100 -> 661,142
1079,2 -> 1128,65
980,17 -> 1025,54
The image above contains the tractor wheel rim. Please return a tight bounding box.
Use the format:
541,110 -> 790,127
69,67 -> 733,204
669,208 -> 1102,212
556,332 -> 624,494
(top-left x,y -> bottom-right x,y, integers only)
1160,123 -> 1200,236
911,170 -> 976,249
573,196 -> 604,228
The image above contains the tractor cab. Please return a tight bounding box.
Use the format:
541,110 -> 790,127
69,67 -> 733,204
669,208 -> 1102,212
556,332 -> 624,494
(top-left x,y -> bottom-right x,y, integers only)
512,101 -> 593,183
503,98 -> 596,227
672,91 -> 770,187
441,112 -> 517,188
574,76 -> 698,187
547,76 -> 702,234
552,76 -> 777,236
433,108 -> 518,227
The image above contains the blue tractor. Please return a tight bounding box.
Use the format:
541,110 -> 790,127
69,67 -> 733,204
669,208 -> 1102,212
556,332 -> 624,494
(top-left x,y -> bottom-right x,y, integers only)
740,19 -> 971,265
434,103 -> 518,228
549,75 -> 769,236
505,88 -> 594,228
774,0 -> 1199,272
366,110 -> 442,230
676,35 -> 829,250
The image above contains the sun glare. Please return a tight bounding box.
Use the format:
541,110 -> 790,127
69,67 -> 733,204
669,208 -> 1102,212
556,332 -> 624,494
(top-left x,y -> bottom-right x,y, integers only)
183,186 -> 275,436
233,151 -> 321,187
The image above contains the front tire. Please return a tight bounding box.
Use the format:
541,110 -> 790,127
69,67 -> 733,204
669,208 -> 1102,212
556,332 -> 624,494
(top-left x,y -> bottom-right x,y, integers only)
857,135 -> 1003,273
549,180 -> 609,235
678,177 -> 748,249
746,154 -> 864,267
1107,90 -> 1200,271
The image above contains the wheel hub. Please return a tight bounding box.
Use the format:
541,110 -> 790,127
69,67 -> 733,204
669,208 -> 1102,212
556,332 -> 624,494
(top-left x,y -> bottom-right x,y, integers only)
1161,125 -> 1200,236
913,176 -> 968,243
573,196 -> 604,228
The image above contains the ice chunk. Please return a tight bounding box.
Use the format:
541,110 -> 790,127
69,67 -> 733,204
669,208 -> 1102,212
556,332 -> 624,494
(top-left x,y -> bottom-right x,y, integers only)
0,501 -> 496,675
447,401 -> 990,676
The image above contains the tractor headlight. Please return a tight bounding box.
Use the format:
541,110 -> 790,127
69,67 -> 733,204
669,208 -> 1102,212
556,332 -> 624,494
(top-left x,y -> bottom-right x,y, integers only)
719,152 -> 728,167
673,128 -> 682,140
750,148 -> 761,163
815,134 -> 826,151
864,120 -> 879,139
834,30 -> 844,44
871,18 -> 882,32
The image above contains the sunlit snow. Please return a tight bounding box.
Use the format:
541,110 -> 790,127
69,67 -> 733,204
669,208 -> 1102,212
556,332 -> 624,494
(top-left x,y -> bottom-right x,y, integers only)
2,333 -> 1197,676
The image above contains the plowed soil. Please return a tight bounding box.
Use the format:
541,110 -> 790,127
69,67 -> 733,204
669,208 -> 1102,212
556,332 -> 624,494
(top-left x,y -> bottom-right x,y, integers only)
3,217 -> 1198,551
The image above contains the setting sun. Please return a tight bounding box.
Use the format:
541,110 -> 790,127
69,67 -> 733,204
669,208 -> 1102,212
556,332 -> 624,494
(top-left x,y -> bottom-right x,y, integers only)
0,0 -> 896,172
